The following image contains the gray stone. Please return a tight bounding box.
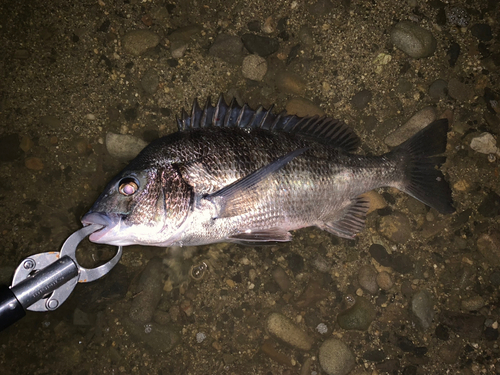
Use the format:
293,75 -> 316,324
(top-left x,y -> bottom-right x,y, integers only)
470,133 -> 499,155
351,89 -> 372,110
390,21 -> 437,59
122,30 -> 160,56
209,34 -> 245,65
411,290 -> 435,330
129,258 -> 165,324
358,265 -> 379,295
337,297 -> 376,331
242,54 -> 267,81
106,132 -> 148,161
429,79 -> 448,100
448,78 -> 474,102
141,69 -> 159,94
319,339 -> 356,375
384,106 -> 437,147
461,295 -> 485,311
170,40 -> 188,59
377,212 -> 412,243
266,312 -> 313,351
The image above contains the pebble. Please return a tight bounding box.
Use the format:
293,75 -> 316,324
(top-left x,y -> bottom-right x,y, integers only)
170,40 -> 188,59
141,69 -> 159,94
438,343 -> 461,364
40,115 -> 61,129
461,295 -> 485,311
106,132 -> 148,161
471,24 -> 493,42
477,191 -> 500,217
298,26 -> 314,46
285,97 -> 325,117
129,258 -> 165,324
439,310 -> 485,339
470,133 -> 499,155
476,232 -> 500,266
376,271 -> 394,290
261,339 -> 293,367
0,134 -> 22,161
384,106 -> 437,147
445,7 -> 470,27
448,78 -> 474,102
363,191 -> 387,214
272,266 -> 291,292
295,280 -> 329,308
275,71 -> 306,96
377,212 -> 412,243
316,322 -> 328,334
308,0 -> 335,16
122,30 -> 160,56
428,79 -> 448,100
318,339 -> 356,375
357,265 -> 379,295
241,33 -> 279,57
25,157 -> 44,170
196,332 -> 206,343
351,89 -> 372,110
208,34 -> 245,65
411,290 -> 435,330
241,54 -> 268,81
266,312 -> 313,351
337,296 -> 376,331
369,244 -> 392,267
390,21 -> 437,59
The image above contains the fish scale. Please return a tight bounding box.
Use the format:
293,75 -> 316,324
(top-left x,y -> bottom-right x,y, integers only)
82,96 -> 454,247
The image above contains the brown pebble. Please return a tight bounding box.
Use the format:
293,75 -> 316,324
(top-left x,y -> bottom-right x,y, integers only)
358,265 -> 379,295
376,271 -> 394,290
25,157 -> 44,170
50,136 -> 58,145
20,136 -> 33,152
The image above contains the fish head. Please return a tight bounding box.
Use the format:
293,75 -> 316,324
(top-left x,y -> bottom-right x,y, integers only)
81,164 -> 192,246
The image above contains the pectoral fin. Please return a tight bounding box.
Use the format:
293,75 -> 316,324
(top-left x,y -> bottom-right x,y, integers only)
205,148 -> 308,218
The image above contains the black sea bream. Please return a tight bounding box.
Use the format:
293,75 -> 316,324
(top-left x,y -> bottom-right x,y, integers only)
82,97 -> 454,247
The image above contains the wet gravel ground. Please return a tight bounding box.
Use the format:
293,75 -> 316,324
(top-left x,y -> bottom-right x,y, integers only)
1,0 -> 499,374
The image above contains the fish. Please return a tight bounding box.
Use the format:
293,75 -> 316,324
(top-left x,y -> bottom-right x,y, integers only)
81,96 -> 454,247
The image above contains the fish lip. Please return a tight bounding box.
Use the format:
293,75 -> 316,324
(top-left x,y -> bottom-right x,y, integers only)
81,212 -> 118,243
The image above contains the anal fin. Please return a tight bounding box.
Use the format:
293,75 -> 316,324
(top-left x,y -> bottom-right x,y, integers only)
320,197 -> 370,239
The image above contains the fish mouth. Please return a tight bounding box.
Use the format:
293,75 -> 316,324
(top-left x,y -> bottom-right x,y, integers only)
81,212 -> 119,243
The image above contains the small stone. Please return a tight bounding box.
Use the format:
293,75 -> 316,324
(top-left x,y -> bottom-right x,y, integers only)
122,30 -> 160,56
272,267 -> 290,292
262,16 -> 276,34
384,107 -> 437,147
319,339 -> 356,375
295,281 -> 329,308
241,54 -> 267,81
170,40 -> 188,59
40,115 -> 61,129
168,25 -> 202,43
411,290 -> 435,330
447,42 -> 460,67
363,191 -> 387,214
376,271 -> 394,290
461,295 -> 485,311
241,33 -> 279,57
377,212 -> 412,243
266,312 -> 313,351
351,89 -> 372,110
439,310 -> 485,339
106,133 -> 148,161
141,69 -> 159,94
471,24 -> 493,42
477,232 -> 500,266
195,332 -> 206,343
298,26 -> 314,46
470,133 -> 498,155
438,343 -> 461,364
337,297 -> 376,331
308,0 -> 335,16
20,136 -> 33,153
316,323 -> 328,334
275,71 -> 306,96
285,97 -> 325,117
208,34 -> 245,65
390,21 -> 437,59
428,79 -> 448,100
445,7 -> 470,27
448,78 -> 474,102
369,244 -> 392,267
25,157 -> 44,170
357,265 -> 379,295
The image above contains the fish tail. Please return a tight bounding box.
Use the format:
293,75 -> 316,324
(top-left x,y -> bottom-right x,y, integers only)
388,119 -> 455,214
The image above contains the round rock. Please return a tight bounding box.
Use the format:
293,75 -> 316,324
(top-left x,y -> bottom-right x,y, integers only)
106,133 -> 148,161
319,339 -> 356,375
122,30 -> 160,56
266,312 -> 313,351
242,54 -> 268,81
377,212 -> 412,243
357,265 -> 379,295
390,21 -> 437,59
337,297 -> 376,331
411,290 -> 435,330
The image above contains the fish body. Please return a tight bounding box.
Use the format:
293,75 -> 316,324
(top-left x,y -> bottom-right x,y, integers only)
82,97 -> 454,247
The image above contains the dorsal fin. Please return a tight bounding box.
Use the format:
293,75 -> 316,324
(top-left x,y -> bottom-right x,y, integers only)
176,95 -> 360,152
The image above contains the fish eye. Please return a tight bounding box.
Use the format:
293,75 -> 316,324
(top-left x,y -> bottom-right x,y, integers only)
118,177 -> 139,196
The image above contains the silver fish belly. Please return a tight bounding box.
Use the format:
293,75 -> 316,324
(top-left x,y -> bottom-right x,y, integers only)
82,96 -> 454,247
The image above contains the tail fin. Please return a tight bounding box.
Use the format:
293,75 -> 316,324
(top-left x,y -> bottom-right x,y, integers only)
388,119 -> 455,214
